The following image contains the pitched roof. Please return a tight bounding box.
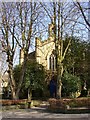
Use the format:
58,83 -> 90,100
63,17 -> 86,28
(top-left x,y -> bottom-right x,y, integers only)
28,51 -> 36,60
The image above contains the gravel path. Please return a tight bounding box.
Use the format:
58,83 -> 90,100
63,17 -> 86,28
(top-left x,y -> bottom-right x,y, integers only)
1,107 -> 90,120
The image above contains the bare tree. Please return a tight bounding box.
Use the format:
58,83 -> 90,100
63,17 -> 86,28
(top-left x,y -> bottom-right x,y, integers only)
41,1 -> 81,98
1,3 -> 17,99
1,2 -> 42,99
74,2 -> 90,28
14,2 -> 43,99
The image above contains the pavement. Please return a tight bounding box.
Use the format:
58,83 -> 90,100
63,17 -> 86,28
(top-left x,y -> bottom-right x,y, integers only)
1,107 -> 90,120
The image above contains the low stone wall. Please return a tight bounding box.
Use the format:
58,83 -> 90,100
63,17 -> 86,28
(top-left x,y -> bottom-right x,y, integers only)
48,98 -> 90,113
0,99 -> 31,110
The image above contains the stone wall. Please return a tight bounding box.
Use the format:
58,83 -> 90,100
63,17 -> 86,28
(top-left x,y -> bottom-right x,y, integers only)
35,37 -> 55,70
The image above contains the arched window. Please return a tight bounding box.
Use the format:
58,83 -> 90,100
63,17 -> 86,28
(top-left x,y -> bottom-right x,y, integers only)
49,54 -> 56,71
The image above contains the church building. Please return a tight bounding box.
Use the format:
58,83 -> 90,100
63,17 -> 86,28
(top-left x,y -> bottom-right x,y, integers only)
20,23 -> 57,72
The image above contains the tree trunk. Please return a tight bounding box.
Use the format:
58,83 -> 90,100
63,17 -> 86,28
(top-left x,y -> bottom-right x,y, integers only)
57,78 -> 62,99
16,53 -> 28,98
8,60 -> 17,99
28,87 -> 32,101
57,62 -> 63,99
56,2 -> 63,99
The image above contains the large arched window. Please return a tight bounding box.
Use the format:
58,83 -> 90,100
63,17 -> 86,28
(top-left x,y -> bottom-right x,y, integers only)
49,54 -> 56,71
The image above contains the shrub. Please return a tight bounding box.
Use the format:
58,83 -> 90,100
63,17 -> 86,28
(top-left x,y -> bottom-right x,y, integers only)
13,60 -> 46,99
48,97 -> 90,111
62,71 -> 81,98
1,99 -> 28,106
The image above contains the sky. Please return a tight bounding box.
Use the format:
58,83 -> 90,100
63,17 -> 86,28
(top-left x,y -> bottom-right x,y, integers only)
0,0 -> 90,2
0,1 -> 89,68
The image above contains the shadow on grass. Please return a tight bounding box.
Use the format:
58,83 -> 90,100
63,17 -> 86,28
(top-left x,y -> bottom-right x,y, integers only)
47,108 -> 90,114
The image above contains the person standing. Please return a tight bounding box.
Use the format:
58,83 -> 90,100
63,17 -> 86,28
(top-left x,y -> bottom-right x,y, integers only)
49,75 -> 57,98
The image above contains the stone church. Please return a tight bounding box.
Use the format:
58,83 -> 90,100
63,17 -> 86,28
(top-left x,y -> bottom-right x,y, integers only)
20,23 -> 56,72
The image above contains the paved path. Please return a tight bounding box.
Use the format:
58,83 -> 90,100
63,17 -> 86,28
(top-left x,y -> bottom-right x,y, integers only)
1,118 -> 90,120
1,107 -> 90,120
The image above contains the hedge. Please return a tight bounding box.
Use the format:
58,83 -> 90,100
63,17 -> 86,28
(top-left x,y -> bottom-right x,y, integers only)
48,97 -> 90,110
0,99 -> 30,106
